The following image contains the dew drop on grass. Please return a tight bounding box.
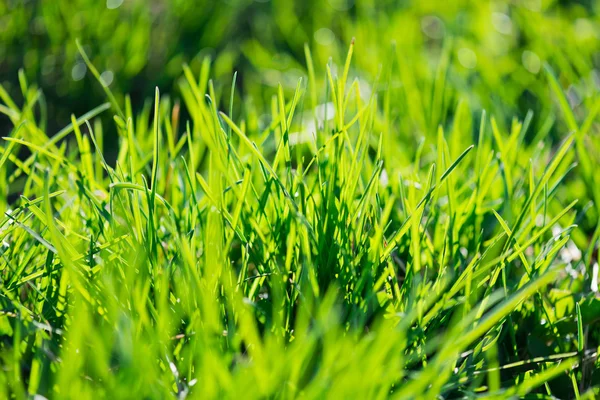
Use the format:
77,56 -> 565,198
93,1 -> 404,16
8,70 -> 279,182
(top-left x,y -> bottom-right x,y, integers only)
380,169 -> 388,187
106,0 -> 124,10
522,50 -> 541,74
421,16 -> 445,40
71,62 -> 86,81
574,18 -> 596,40
100,70 -> 114,87
491,12 -> 513,35
314,28 -> 335,46
457,48 -> 477,69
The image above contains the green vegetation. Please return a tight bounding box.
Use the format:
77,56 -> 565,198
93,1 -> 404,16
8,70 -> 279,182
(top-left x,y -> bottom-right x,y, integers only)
0,1 -> 599,398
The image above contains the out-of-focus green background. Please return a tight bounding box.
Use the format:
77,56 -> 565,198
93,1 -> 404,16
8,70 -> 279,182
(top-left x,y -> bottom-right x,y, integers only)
1,0 -> 599,136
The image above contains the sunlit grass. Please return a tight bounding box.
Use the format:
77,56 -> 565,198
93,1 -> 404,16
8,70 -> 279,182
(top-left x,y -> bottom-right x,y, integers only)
0,31 -> 599,399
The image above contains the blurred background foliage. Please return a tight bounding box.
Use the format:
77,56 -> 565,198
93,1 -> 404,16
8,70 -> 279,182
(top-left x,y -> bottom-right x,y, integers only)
1,0 -> 599,136
2,0 -> 599,237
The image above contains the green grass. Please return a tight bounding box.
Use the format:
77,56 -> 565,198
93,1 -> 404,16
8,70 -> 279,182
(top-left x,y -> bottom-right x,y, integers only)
1,17 -> 600,400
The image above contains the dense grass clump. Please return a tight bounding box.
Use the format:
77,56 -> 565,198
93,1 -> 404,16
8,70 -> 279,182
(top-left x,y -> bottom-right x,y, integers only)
1,13 -> 600,400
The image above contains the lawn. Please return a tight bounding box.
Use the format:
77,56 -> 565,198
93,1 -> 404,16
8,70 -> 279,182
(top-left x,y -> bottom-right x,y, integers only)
0,1 -> 599,398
